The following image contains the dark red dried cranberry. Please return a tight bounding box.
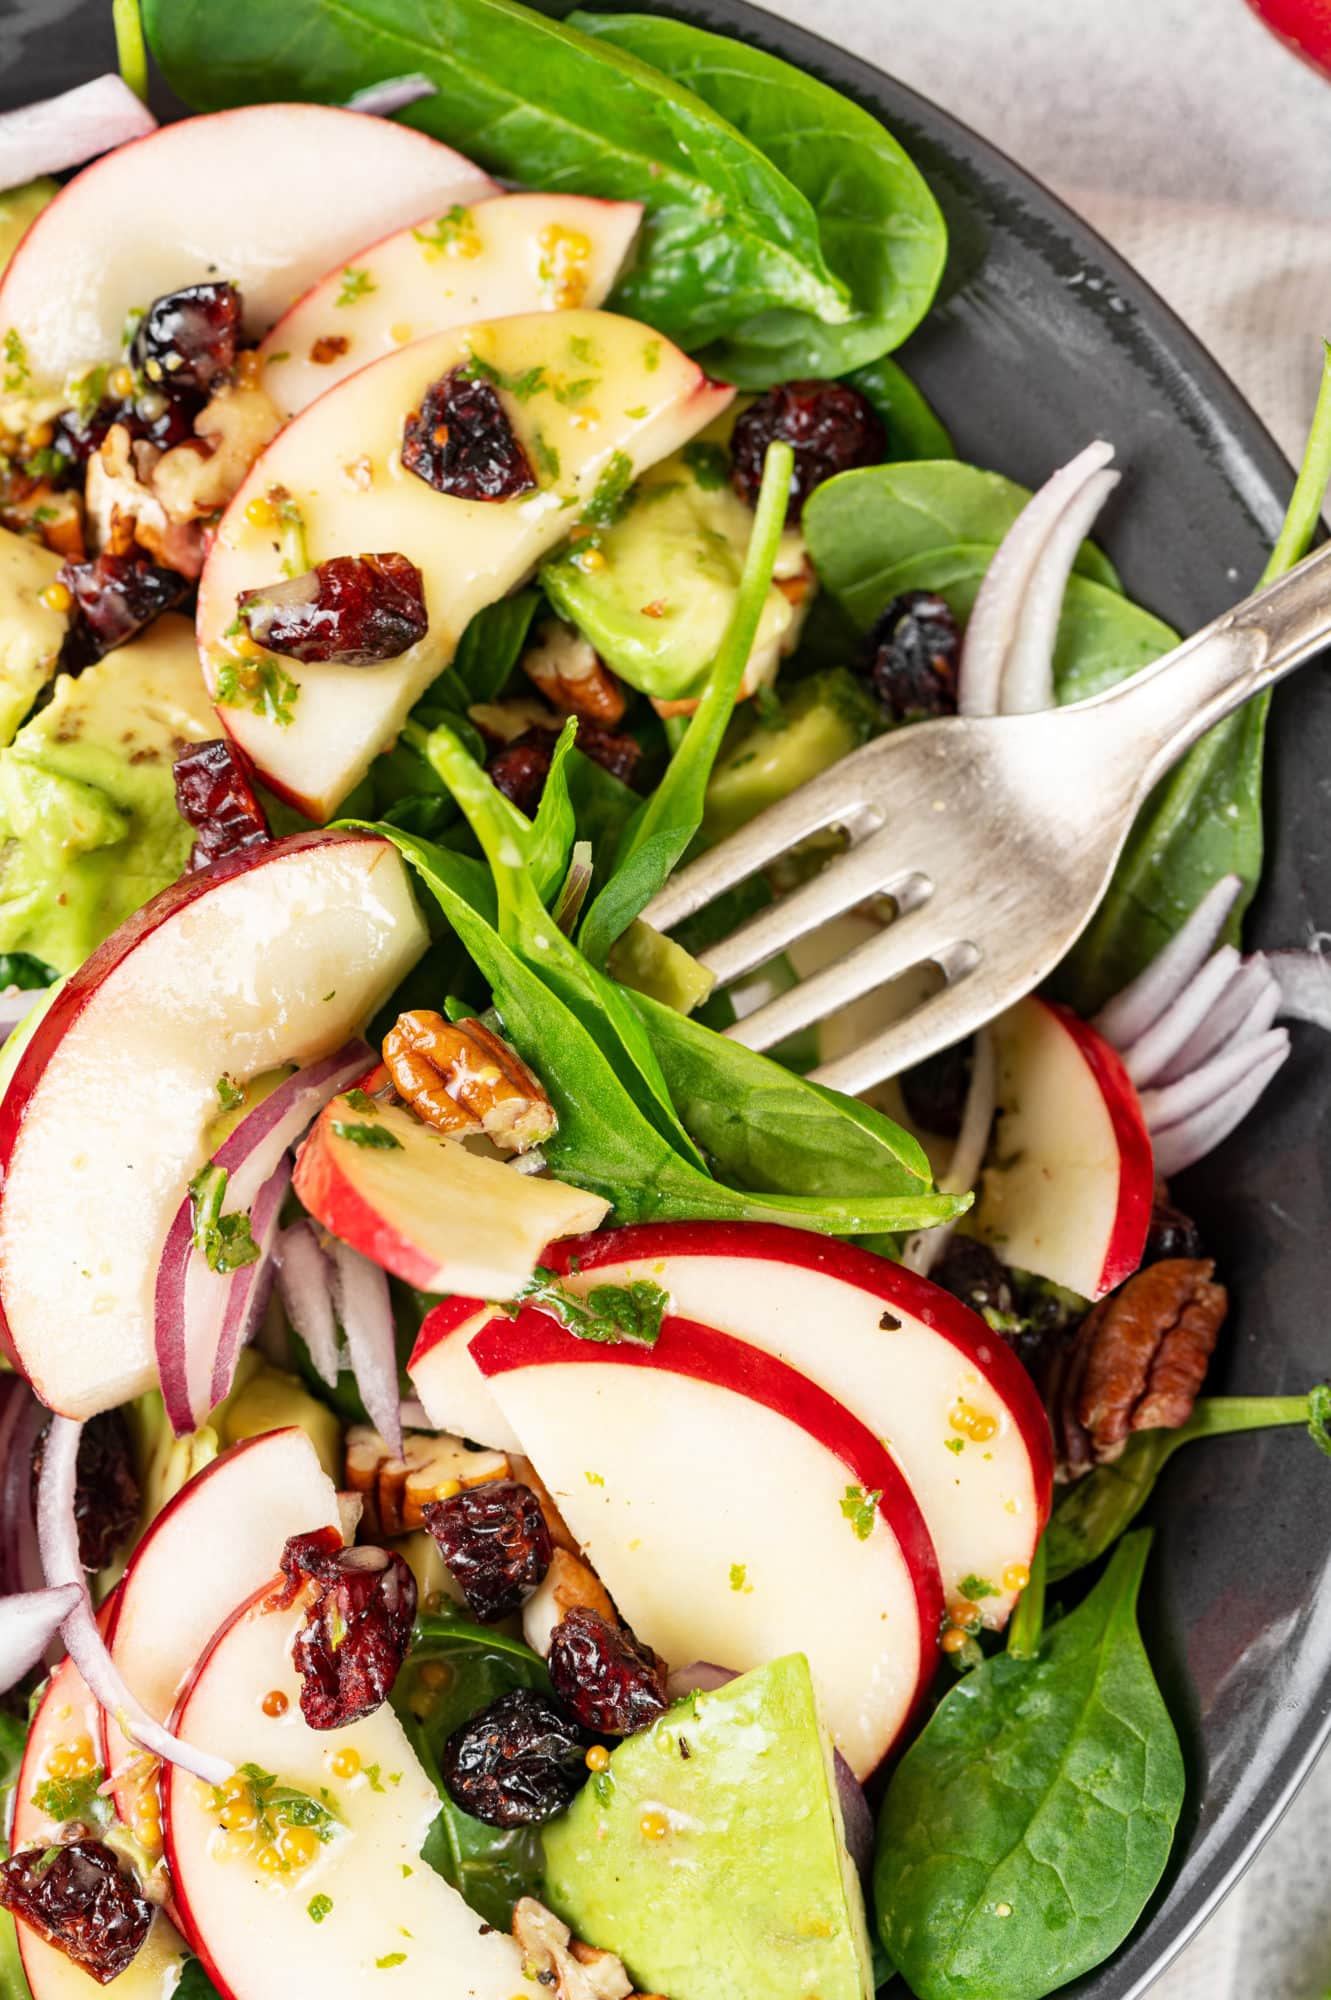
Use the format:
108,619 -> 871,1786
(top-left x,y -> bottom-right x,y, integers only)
1144,1198 -> 1204,1265
441,1687 -> 586,1827
31,1411 -> 140,1575
49,401 -> 118,470
547,1608 -> 667,1737
576,720 -> 643,790
488,723 -> 642,817
900,1038 -> 973,1140
280,1532 -> 417,1730
131,282 -> 241,397
173,739 -> 271,871
424,1481 -> 551,1624
58,552 -> 189,670
867,590 -> 961,722
238,553 -> 428,666
933,1236 -> 1017,1327
402,367 -> 536,502
730,379 -> 886,523
0,1841 -> 152,1984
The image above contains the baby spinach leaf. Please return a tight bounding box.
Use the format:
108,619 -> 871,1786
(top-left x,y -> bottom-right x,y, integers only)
447,589 -> 541,709
876,1531 -> 1183,2000
143,0 -> 852,354
570,11 -> 947,384
846,355 -> 954,462
1046,1390 -> 1331,1583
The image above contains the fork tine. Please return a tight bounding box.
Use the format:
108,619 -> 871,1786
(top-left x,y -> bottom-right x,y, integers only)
810,959 -> 992,1095
702,835 -> 930,986
725,910 -> 978,1054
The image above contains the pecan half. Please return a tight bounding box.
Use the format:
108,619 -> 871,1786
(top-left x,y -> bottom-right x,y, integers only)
522,619 -> 626,725
512,1898 -> 636,2000
382,1010 -> 556,1154
1056,1258 -> 1226,1473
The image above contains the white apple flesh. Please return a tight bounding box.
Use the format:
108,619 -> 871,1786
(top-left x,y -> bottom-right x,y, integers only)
0,831 -> 427,1418
196,310 -> 735,817
163,1586 -> 541,2000
0,105 -> 497,388
974,995 -> 1154,1298
409,1297 -> 523,1453
261,192 -> 643,416
472,1308 -> 943,1779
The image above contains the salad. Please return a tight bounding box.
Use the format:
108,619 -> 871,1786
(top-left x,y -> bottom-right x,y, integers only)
0,4 -> 1327,1999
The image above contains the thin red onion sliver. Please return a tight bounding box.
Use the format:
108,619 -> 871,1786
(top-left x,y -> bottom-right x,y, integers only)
343,75 -> 437,116
902,1023 -> 996,1277
275,1220 -> 342,1388
209,1155 -> 293,1406
665,1660 -> 737,1700
1120,944 -> 1242,1087
1152,1040 -> 1291,1177
834,1751 -> 874,1881
36,1416 -> 233,1786
1268,947 -> 1331,1031
1093,874 -> 1242,1050
399,1398 -> 431,1432
0,1380 -> 46,1601
330,1239 -> 403,1457
1139,1026 -> 1289,1135
0,76 -> 155,187
999,466 -> 1121,715
1153,959 -> 1280,1086
0,1584 -> 81,1693
212,1039 -> 374,1207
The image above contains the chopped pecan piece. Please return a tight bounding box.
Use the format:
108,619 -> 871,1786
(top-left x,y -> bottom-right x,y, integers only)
522,1547 -> 619,1660
512,1898 -> 634,2000
343,1423 -> 510,1537
382,1009 -> 556,1154
521,619 -> 626,725
1056,1258 -> 1226,1473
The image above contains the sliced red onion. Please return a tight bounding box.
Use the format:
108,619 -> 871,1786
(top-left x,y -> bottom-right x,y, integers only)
999,467 -> 1121,715
342,75 -> 438,116
510,1147 -> 549,1178
665,1661 -> 737,1700
275,1220 -> 342,1388
1152,957 -> 1280,1085
329,1239 -> 402,1457
0,1379 -> 46,1601
208,1155 -> 293,1407
902,1024 -> 996,1277
36,1417 -> 233,1786
0,76 -> 156,187
834,1750 -> 874,1881
0,985 -> 48,1036
399,1398 -> 432,1432
958,440 -> 1116,718
212,1040 -> 374,1202
1120,944 -> 1242,1087
1268,946 -> 1331,1031
1138,1026 -> 1290,1134
1093,874 -> 1242,1051
1152,1037 -> 1292,1177
0,1584 -> 81,1693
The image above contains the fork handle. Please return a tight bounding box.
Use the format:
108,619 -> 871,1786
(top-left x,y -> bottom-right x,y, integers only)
1087,538 -> 1331,791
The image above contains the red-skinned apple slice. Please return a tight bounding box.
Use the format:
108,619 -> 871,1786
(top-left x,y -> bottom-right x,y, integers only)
12,1627 -> 189,2000
974,995 -> 1153,1298
293,1075 -> 608,1296
197,310 -> 734,817
100,1428 -> 340,1832
0,832 -> 427,1418
471,1308 -> 943,1779
0,106 -> 497,388
163,1584 -> 542,2000
260,192 -> 643,417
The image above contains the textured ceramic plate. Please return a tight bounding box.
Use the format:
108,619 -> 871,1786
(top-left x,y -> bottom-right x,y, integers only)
5,3 -> 1330,1994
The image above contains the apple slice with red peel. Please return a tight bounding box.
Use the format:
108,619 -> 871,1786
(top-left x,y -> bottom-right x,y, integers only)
12,1633 -> 190,2000
0,831 -> 427,1418
410,1296 -> 523,1453
163,1584 -> 542,2000
472,1308 -> 943,1779
101,1428 -> 340,1832
260,192 -> 643,417
0,105 -> 496,388
197,310 -> 735,818
293,1082 -> 608,1296
974,995 -> 1153,1299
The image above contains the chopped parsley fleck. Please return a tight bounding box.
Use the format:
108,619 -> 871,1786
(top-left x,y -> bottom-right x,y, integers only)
376,1954 -> 407,1969
2,329 -> 30,393
514,1267 -> 668,1347
331,1120 -> 403,1151
944,1437 -> 965,1456
683,440 -> 729,491
642,339 -> 661,372
592,1769 -> 614,1805
413,205 -> 478,255
582,451 -> 636,529
552,375 -> 597,407
728,1563 -> 750,1593
214,1765 -> 340,1854
400,1863 -> 413,1878
215,1075 -> 245,1113
308,1894 -> 334,1924
959,1574 -> 1000,1601
531,430 -> 561,482
214,654 -> 299,728
460,352 -> 549,403
188,1163 -> 261,1275
31,1767 -> 112,1829
584,1470 -> 605,1487
839,1484 -> 882,1541
335,266 -> 376,307
364,1763 -> 385,1793
568,334 -> 598,365
342,1088 -> 377,1113
623,404 -> 648,419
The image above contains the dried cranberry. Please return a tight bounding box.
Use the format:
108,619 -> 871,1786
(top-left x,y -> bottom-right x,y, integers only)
867,591 -> 961,721
900,1038 -> 973,1140
58,552 -> 189,670
1144,1197 -> 1204,1265
402,367 -> 536,502
238,553 -> 428,666
173,739 -> 271,870
131,282 -> 241,397
280,1532 -> 417,1729
488,723 -> 641,816
49,402 -> 118,470
547,1608 -> 667,1737
31,1412 -> 140,1574
441,1687 -> 586,1827
424,1481 -> 552,1624
0,1841 -> 152,1984
730,379 -> 886,523
576,720 -> 643,790
115,392 -> 201,453
933,1236 -> 1017,1327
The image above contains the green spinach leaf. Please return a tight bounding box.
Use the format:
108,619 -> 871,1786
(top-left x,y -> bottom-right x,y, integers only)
570,11 -> 947,383
447,589 -> 541,709
875,1531 -> 1183,2000
846,355 -> 954,462
143,0 -> 853,354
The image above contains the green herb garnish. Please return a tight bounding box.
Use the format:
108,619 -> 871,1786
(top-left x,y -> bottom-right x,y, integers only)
188,1163 -> 260,1274
682,440 -> 729,491
308,1894 -> 334,1924
581,450 -> 635,529
516,1267 -> 668,1347
215,1075 -> 245,1113
31,1767 -> 112,1830
331,1121 -> 403,1151
214,655 -> 300,728
335,266 -> 376,307
839,1484 -> 881,1541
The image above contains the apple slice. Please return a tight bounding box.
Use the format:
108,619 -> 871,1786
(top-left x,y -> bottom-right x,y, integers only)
163,1583 -> 541,2000
410,1297 -> 523,1453
12,1636 -> 189,1999
293,1083 -> 608,1295
471,1308 -> 943,1779
260,192 -> 643,417
0,831 -> 427,1418
197,310 -> 734,817
973,995 -> 1153,1298
101,1428 -> 340,1831
0,106 -> 497,389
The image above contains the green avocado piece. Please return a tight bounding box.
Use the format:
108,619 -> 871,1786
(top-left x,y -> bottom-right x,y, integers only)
541,1654 -> 872,2000
0,178 -> 58,279
218,1362 -> 344,1484
0,612 -> 217,970
607,918 -> 715,1016
0,523 -> 67,745
703,667 -> 877,843
540,420 -> 811,705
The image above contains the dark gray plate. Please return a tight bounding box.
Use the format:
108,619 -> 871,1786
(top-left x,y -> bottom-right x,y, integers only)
5,3 -> 1329,1994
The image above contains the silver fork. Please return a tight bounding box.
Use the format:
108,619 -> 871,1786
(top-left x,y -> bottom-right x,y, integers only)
642,540 -> 1331,1093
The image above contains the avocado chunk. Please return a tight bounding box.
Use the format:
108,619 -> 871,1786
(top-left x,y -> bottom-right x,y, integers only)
218,1362 -> 344,1484
540,420 -> 812,706
703,667 -> 878,844
0,523 -> 67,745
541,1654 -> 872,2000
607,918 -> 715,1016
0,611 -> 217,969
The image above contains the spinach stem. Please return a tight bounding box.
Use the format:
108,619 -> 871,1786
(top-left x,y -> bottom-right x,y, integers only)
1261,340 -> 1331,585
113,0 -> 150,103
1006,1533 -> 1046,1660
